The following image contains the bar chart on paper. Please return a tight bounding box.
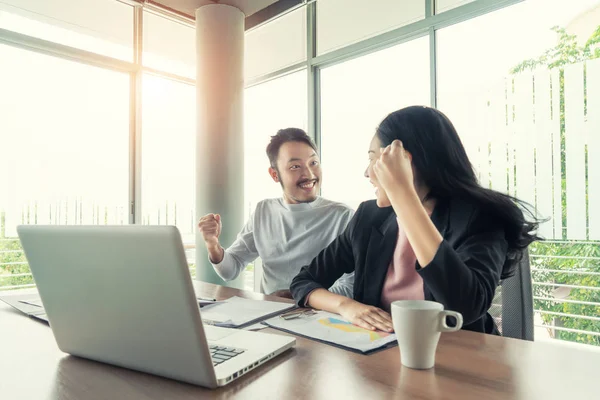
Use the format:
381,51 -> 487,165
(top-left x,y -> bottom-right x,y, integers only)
318,317 -> 392,342
264,311 -> 397,354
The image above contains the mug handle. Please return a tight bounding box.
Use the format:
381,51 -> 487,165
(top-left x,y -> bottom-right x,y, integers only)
438,310 -> 463,332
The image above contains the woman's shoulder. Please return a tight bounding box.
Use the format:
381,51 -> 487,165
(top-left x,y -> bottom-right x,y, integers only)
355,200 -> 395,225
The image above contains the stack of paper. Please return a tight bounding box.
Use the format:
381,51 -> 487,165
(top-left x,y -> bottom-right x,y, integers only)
200,296 -> 295,328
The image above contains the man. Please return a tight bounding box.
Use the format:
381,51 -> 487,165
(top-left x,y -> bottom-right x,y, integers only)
198,128 -> 354,298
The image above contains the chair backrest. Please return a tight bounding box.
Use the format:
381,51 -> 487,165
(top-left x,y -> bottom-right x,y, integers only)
488,250 -> 534,340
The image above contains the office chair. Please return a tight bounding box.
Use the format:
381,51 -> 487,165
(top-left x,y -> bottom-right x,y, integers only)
488,250 -> 534,341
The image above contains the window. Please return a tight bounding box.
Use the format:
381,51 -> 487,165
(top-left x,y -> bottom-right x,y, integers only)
245,6 -> 307,80
143,11 -> 195,78
435,0 -> 475,14
437,0 -> 600,240
0,45 -> 130,290
0,0 -> 133,61
141,74 -> 196,266
317,0 -> 425,55
437,0 -> 600,346
320,37 -> 430,210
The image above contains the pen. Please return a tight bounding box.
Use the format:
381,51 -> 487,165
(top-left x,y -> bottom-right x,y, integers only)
198,297 -> 217,302
282,313 -> 303,320
279,308 -> 303,318
280,308 -> 315,320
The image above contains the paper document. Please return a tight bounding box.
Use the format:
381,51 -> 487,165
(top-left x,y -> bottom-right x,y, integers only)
200,296 -> 295,328
197,299 -> 224,308
263,310 -> 397,354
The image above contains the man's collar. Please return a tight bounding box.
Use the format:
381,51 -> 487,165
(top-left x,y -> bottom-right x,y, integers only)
278,196 -> 322,211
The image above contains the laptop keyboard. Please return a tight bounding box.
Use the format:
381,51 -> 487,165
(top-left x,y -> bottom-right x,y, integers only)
209,345 -> 245,366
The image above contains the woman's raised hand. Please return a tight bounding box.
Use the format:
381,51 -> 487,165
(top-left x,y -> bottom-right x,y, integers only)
373,139 -> 414,196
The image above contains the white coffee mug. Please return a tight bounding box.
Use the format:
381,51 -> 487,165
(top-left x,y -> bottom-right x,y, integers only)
391,300 -> 463,369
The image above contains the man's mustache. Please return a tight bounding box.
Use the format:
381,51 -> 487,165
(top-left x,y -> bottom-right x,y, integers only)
297,178 -> 319,186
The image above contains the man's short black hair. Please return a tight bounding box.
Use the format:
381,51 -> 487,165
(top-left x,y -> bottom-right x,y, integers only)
266,128 -> 318,170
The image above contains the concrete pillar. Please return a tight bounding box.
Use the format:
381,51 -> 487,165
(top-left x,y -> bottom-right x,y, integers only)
195,4 -> 245,288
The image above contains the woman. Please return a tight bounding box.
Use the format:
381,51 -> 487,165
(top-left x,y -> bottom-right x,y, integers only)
290,106 -> 540,335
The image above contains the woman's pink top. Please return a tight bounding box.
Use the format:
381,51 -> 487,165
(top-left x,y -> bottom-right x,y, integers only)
379,218 -> 425,312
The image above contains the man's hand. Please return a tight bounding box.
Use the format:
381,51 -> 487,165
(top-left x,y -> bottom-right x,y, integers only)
337,298 -> 393,332
198,214 -> 222,245
270,289 -> 293,299
198,214 -> 224,263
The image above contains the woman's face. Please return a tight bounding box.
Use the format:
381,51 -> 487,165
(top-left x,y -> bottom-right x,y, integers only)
364,134 -> 391,208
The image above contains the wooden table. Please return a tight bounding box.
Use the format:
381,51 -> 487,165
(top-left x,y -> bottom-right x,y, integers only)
1,282 -> 599,400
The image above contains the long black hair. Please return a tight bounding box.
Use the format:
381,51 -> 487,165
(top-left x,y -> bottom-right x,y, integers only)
376,106 -> 543,278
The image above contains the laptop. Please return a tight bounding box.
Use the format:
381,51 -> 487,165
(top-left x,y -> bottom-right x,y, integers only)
16,225 -> 296,388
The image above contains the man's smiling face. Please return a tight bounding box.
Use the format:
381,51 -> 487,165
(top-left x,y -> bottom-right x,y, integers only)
269,141 -> 322,204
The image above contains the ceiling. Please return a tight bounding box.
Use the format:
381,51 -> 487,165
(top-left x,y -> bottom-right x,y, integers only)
148,0 -> 280,18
